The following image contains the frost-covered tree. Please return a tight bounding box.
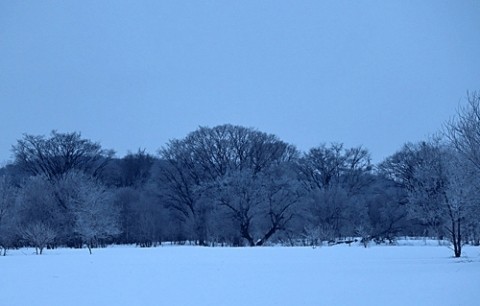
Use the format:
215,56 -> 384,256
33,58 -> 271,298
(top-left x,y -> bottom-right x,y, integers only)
62,171 -> 121,254
446,92 -> 480,245
405,141 -> 478,257
0,175 -> 18,255
21,222 -> 57,255
446,91 -> 480,169
442,151 -> 480,254
15,175 -> 63,252
404,142 -> 447,238
379,142 -> 445,238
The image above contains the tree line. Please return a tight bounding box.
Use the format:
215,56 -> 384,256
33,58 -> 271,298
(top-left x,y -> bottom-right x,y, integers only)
1,93 -> 480,257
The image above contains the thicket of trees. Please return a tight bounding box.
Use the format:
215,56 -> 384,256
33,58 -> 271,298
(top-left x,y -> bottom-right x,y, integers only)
1,93 -> 480,257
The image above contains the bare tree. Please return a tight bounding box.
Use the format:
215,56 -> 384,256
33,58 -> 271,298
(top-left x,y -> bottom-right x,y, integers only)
446,92 -> 480,169
443,151 -> 479,256
378,143 -> 420,195
155,124 -> 298,244
255,167 -> 302,246
298,143 -> 372,193
298,143 -> 346,191
12,131 -> 113,181
208,170 -> 263,246
354,224 -> 372,247
208,166 -> 301,246
298,144 -> 373,238
21,222 -> 57,255
405,141 -> 478,257
445,92 -> 480,247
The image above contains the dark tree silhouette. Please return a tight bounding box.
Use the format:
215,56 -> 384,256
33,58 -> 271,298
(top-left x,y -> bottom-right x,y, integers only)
12,131 -> 113,181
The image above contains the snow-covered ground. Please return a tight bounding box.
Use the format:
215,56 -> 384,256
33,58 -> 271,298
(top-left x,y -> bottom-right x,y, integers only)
1,241 -> 479,306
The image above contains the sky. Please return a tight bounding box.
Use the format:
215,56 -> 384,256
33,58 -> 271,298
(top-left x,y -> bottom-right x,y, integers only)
1,1 -> 480,164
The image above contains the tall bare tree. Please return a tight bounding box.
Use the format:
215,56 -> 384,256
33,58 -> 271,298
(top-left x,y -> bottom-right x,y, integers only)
12,131 -> 113,181
155,124 -> 298,244
298,144 -> 373,238
298,144 -> 372,192
445,92 -> 480,248
446,92 -> 480,169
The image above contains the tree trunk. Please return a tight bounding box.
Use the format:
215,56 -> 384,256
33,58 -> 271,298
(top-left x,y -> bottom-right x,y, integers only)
240,222 -> 255,246
454,218 -> 462,257
450,217 -> 462,258
256,225 -> 278,246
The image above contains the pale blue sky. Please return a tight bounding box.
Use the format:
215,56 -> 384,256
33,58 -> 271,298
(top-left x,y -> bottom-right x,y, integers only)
1,1 -> 479,164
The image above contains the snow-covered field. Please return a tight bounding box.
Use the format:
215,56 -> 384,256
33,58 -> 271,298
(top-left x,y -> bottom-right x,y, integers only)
1,241 -> 479,306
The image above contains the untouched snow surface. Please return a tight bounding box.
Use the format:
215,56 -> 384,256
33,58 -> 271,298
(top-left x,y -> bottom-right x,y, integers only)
1,242 -> 479,306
